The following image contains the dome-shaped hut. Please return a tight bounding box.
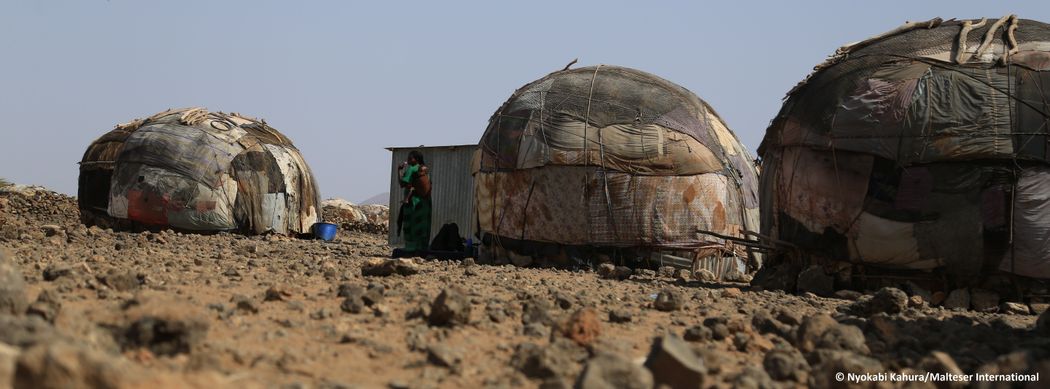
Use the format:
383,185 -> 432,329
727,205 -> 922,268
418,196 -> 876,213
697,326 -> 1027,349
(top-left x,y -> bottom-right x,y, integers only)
759,16 -> 1050,284
78,108 -> 321,234
475,65 -> 760,276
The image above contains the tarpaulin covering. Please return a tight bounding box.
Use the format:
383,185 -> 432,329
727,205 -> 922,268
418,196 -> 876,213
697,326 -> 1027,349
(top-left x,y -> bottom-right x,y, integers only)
476,66 -> 760,269
78,108 -> 321,234
760,16 -> 1050,281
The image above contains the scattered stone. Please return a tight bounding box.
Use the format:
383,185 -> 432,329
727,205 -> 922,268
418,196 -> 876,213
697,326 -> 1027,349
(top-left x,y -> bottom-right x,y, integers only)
657,266 -> 676,278
795,265 -> 833,297
575,353 -> 653,389
511,342 -> 575,380
796,314 -> 868,354
970,289 -> 999,313
643,336 -> 704,389
1030,302 -> 1049,315
943,289 -> 970,310
523,323 -> 551,338
833,290 -> 862,301
596,264 -> 631,280
426,344 -> 462,370
683,325 -> 712,342
121,293 -> 210,356
361,258 -> 419,277
867,287 -> 908,315
732,366 -> 774,389
100,270 -> 140,292
919,351 -> 963,378
808,351 -> 884,388
675,269 -> 691,282
1000,302 -> 1029,315
907,295 -> 924,308
41,265 -> 74,282
723,269 -> 751,283
231,295 -> 259,314
653,289 -> 684,312
26,289 -> 61,323
0,251 -> 28,315
521,298 -> 555,326
774,308 -> 803,326
720,288 -> 742,298
264,286 -> 292,302
694,269 -> 716,282
428,288 -> 471,327
763,348 -> 808,382
608,310 -> 632,324
560,308 -> 601,347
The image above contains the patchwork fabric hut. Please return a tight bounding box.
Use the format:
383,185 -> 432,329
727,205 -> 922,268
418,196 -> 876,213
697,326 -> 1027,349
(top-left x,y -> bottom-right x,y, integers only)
78,108 -> 321,234
759,16 -> 1050,283
475,65 -> 760,276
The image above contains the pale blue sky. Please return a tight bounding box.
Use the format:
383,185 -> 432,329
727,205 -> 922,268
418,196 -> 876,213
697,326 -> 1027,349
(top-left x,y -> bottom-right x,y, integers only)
1,1 -> 1047,202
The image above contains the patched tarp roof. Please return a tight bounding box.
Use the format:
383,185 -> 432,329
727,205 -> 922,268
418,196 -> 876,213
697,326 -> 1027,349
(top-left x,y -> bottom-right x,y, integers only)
78,107 -> 321,235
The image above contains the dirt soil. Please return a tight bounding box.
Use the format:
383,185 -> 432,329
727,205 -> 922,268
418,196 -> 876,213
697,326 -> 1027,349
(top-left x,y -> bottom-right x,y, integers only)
1,186 -> 1049,389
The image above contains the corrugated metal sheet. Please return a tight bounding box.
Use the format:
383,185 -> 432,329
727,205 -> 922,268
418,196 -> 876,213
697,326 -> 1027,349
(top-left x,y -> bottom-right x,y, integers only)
387,145 -> 476,247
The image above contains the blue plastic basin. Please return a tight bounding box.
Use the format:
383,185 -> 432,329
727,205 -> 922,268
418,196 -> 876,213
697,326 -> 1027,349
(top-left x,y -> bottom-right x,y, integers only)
312,222 -> 338,241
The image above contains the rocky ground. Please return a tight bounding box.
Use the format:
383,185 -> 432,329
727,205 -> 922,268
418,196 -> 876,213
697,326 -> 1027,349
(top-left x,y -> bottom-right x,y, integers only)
0,185 -> 1049,389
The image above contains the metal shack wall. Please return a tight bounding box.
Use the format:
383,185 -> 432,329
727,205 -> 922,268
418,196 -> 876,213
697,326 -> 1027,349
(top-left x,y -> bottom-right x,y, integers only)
388,146 -> 476,247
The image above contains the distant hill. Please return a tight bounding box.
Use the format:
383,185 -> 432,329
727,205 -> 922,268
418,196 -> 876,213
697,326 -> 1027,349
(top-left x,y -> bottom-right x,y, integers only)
359,192 -> 389,205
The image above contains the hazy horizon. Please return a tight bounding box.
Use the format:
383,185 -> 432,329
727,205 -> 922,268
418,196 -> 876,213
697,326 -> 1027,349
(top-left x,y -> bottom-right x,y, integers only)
2,1 -> 1047,203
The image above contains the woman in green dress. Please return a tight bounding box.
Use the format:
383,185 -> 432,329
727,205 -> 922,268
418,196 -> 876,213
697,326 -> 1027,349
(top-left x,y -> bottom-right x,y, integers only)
397,150 -> 432,255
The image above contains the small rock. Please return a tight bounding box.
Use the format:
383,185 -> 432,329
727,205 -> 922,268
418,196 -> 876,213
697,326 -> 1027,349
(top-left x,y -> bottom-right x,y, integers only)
523,323 -> 551,338
796,265 -> 833,297
796,314 -> 868,354
930,291 -> 947,306
643,336 -> 704,389
428,288 -> 471,327
808,351 -> 884,388
732,366 -> 774,389
723,269 -> 751,283
865,287 -> 907,315
264,286 -> 292,302
907,295 -> 924,308
575,353 -> 653,389
231,295 -> 259,314
657,266 -> 676,278
775,308 -> 803,326
608,310 -> 632,324
970,289 -> 999,313
763,348 -> 809,382
720,288 -> 742,298
42,265 -> 74,282
675,269 -> 691,282
653,289 -> 684,312
833,290 -> 862,301
511,342 -> 576,380
100,270 -> 140,292
1000,302 -> 1029,315
560,308 -> 601,347
683,325 -> 712,342
0,250 -> 28,315
596,264 -> 631,280
943,289 -> 970,310
1029,302 -> 1049,315
521,298 -> 555,326
919,351 -> 963,378
362,258 -> 419,277
426,344 -> 462,370
694,269 -> 716,282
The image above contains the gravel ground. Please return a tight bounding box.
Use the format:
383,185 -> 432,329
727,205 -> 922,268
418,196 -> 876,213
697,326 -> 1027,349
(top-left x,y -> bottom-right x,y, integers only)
0,186 -> 1048,388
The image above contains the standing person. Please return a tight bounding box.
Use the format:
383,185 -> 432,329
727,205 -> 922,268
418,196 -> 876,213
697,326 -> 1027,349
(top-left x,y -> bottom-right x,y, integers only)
396,150 -> 432,256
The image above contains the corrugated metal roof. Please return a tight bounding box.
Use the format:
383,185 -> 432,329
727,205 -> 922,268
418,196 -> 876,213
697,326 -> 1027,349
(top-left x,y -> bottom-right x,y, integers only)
387,145 -> 476,247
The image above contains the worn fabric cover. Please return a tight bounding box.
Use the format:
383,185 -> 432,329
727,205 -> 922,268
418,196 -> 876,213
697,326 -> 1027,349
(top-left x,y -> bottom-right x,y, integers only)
760,16 -> 1050,280
78,108 -> 321,234
477,66 -> 760,262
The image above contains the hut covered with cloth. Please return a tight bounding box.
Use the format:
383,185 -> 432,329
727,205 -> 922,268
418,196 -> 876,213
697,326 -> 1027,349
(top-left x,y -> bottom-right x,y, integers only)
475,65 -> 761,278
78,107 -> 321,235
758,16 -> 1050,288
